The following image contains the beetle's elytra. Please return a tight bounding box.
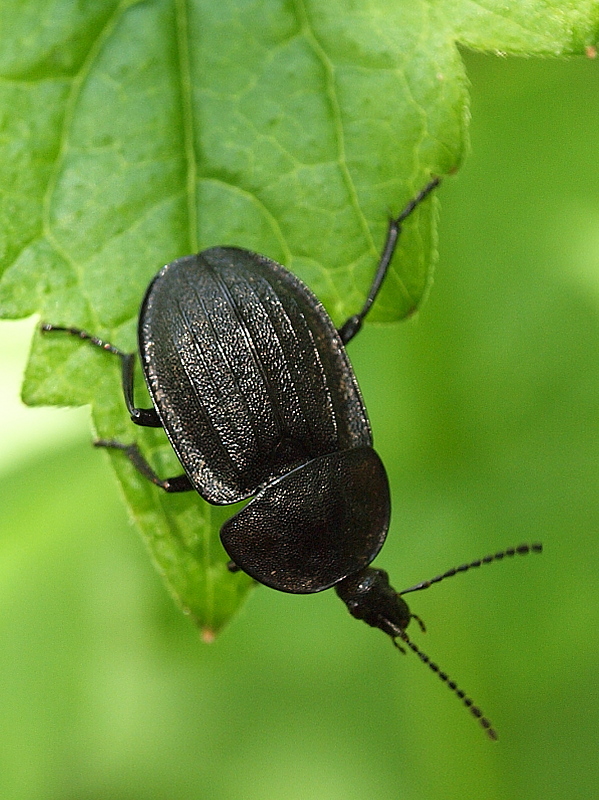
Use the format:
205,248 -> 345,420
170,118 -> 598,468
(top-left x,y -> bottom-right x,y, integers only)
140,245 -> 389,594
42,177 -> 541,739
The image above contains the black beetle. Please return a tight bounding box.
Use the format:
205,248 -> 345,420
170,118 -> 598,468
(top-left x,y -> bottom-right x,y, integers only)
42,177 -> 541,739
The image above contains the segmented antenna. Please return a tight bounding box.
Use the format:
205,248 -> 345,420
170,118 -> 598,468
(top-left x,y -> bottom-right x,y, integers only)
400,543 -> 542,596
393,629 -> 498,740
393,542 -> 542,739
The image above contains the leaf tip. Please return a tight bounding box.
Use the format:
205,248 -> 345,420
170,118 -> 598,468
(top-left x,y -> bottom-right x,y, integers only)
201,627 -> 216,644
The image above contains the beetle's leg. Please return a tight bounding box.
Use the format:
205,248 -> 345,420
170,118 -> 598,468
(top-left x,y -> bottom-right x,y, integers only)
41,323 -> 161,427
94,439 -> 193,492
337,176 -> 441,345
411,613 -> 426,633
392,638 -> 407,655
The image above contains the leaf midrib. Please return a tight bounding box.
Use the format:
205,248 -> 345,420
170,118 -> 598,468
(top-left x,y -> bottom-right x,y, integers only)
175,0 -> 199,255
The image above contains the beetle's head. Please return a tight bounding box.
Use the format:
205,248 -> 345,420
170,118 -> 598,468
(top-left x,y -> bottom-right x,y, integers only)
333,544 -> 541,741
335,567 -> 413,640
335,565 -> 500,736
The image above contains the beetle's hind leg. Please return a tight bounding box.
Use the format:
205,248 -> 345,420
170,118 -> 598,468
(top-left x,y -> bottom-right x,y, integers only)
337,176 -> 440,345
94,440 -> 193,492
41,323 -> 161,427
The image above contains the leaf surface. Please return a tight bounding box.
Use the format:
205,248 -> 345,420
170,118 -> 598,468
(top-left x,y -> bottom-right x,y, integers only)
0,0 -> 597,634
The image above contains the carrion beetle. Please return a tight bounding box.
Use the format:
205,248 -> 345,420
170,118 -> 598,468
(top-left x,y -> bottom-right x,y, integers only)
42,177 -> 541,739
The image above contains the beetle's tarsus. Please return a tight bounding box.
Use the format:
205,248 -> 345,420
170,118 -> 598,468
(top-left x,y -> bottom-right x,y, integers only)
94,439 -> 193,493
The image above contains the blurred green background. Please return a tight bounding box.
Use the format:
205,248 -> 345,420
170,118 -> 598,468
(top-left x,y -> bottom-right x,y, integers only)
1,52 -> 598,799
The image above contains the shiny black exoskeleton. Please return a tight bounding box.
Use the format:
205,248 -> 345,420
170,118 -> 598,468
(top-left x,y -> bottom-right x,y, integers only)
43,177 -> 542,738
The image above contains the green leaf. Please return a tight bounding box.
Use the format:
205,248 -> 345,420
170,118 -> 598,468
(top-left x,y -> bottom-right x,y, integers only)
0,0 -> 597,636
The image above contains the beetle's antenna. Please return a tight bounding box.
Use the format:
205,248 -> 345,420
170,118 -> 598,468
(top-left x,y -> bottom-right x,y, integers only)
399,542 -> 542,596
393,628 -> 498,740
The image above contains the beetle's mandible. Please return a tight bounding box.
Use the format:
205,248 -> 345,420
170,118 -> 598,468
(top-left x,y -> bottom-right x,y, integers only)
42,177 -> 541,739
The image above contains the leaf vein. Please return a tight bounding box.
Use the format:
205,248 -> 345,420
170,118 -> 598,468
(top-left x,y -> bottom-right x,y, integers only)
293,0 -> 377,261
175,0 -> 199,254
41,0 -> 144,320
